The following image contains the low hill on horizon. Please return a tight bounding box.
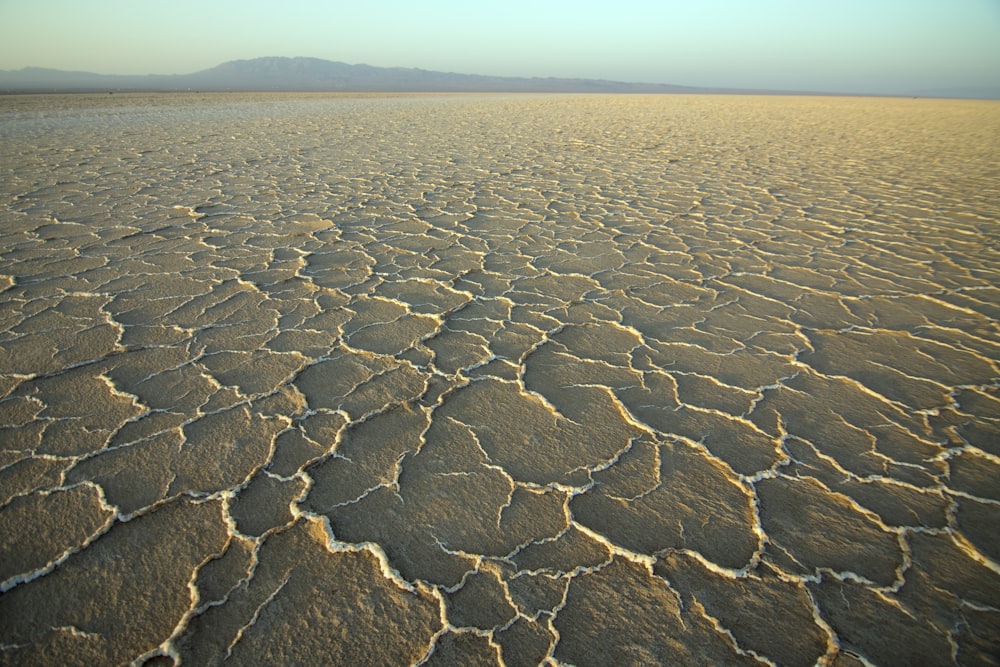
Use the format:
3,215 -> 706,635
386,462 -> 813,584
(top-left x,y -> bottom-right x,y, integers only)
0,56 -> 712,94
5,57 -> 996,98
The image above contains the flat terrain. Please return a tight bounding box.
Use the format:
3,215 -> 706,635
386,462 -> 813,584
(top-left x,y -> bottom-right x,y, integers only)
1,92 -> 998,665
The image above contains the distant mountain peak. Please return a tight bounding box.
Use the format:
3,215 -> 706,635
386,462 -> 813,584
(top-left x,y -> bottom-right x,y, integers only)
204,56 -> 347,72
0,56 -> 708,94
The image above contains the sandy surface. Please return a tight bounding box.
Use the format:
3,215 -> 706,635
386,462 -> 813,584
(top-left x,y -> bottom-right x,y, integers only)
0,92 -> 998,665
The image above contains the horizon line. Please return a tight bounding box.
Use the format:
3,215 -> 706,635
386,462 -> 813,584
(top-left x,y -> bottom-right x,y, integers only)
1,55 -> 998,101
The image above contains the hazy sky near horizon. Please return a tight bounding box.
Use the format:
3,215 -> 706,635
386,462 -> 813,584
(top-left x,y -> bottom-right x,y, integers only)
1,0 -> 998,94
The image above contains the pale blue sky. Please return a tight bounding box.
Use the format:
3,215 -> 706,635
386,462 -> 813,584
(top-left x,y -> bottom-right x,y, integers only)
1,0 -> 998,94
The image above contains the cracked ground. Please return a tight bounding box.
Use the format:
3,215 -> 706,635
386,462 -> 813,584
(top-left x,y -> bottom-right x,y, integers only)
1,92 -> 998,665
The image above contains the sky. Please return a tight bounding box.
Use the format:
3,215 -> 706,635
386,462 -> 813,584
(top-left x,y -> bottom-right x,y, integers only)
1,0 -> 998,95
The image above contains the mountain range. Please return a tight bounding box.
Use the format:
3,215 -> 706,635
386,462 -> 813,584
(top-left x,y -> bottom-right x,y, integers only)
0,56 -> 716,94
4,57 -> 997,98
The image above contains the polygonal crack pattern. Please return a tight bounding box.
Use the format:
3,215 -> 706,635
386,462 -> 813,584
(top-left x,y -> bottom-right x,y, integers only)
1,93 -> 998,665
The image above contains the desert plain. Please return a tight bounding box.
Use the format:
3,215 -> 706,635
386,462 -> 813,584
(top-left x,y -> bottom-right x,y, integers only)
0,92 -> 998,665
